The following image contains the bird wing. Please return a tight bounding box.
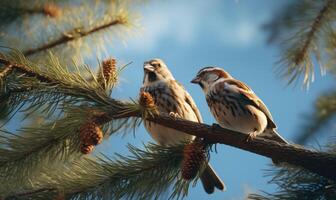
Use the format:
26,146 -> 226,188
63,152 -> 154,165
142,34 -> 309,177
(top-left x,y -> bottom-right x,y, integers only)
174,80 -> 203,123
224,79 -> 276,128
184,90 -> 203,123
223,79 -> 289,144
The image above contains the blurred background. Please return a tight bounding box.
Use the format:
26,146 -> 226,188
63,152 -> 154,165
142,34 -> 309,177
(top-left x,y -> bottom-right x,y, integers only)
106,1 -> 334,199
1,0 -> 335,199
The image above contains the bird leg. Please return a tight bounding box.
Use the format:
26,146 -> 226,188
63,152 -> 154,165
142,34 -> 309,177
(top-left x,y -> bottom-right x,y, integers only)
169,112 -> 181,119
211,123 -> 222,129
246,131 -> 259,142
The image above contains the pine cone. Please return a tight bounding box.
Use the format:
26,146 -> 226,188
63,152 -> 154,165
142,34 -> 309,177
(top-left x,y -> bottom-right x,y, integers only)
79,120 -> 103,154
43,3 -> 62,17
53,193 -> 65,200
80,143 -> 94,154
181,140 -> 207,180
139,91 -> 155,108
98,58 -> 117,87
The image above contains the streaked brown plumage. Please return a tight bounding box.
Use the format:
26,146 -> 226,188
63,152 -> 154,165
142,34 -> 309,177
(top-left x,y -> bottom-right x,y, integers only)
191,67 -> 288,144
141,59 -> 225,194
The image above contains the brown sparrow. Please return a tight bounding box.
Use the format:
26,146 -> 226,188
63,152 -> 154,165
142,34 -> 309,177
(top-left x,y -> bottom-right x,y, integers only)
141,59 -> 225,194
191,67 -> 288,144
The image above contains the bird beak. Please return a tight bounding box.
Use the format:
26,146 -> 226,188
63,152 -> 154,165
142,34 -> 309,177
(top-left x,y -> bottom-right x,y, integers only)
191,76 -> 201,84
144,63 -> 155,72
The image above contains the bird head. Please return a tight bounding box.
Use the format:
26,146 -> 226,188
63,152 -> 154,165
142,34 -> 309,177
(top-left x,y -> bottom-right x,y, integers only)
143,59 -> 174,85
191,66 -> 232,92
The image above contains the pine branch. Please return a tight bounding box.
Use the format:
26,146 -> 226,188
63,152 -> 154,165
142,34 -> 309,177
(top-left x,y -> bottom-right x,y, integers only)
0,0 -> 137,66
0,58 -> 53,82
0,49 -> 123,118
1,49 -> 336,198
248,144 -> 336,200
0,64 -> 13,79
0,1 -> 62,28
90,107 -> 336,181
5,188 -> 56,200
295,91 -> 336,144
23,15 -> 128,56
271,0 -> 336,86
0,50 -> 140,182
143,116 -> 336,180
2,144 -> 191,200
100,88 -> 334,179
2,49 -> 336,181
292,0 -> 333,66
0,105 -> 139,183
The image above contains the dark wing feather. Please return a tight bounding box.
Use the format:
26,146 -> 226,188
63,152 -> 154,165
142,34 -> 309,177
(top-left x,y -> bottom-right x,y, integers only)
225,79 -> 276,128
184,91 -> 203,123
170,80 -> 203,123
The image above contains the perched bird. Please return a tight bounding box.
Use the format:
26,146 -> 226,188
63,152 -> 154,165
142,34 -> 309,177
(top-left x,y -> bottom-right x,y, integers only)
141,59 -> 225,194
191,67 -> 288,144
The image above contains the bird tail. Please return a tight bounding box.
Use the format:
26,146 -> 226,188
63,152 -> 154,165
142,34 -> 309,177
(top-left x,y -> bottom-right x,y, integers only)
260,128 -> 289,144
261,129 -> 289,164
200,163 -> 225,194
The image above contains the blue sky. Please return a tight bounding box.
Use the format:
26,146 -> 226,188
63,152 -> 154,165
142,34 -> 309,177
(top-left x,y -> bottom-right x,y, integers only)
95,0 -> 334,199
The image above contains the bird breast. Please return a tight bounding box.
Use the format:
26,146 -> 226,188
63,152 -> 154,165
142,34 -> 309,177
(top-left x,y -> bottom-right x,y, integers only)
142,81 -> 198,145
206,92 -> 268,134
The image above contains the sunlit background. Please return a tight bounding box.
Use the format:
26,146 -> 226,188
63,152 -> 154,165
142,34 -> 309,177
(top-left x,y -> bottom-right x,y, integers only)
93,0 -> 334,199
3,0 -> 334,199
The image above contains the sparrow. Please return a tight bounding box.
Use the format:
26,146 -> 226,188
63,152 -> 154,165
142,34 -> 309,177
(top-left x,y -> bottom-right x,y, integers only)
140,59 -> 225,194
191,67 -> 288,144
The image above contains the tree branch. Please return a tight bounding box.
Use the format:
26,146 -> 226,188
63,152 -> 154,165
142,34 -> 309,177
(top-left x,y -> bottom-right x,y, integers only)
0,58 -> 53,82
4,188 -> 56,200
23,16 -> 128,56
1,55 -> 335,182
294,0 -> 334,65
103,110 -> 336,181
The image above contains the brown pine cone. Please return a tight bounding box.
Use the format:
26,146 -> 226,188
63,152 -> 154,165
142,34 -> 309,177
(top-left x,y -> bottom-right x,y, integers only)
43,3 -> 62,17
79,120 -> 103,148
181,140 -> 207,180
139,91 -> 156,109
53,192 -> 65,200
98,58 -> 117,87
80,143 -> 94,154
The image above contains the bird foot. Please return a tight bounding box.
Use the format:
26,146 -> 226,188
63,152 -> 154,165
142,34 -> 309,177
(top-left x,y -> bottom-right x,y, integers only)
246,132 -> 258,142
169,112 -> 181,119
211,123 -> 221,129
211,123 -> 221,132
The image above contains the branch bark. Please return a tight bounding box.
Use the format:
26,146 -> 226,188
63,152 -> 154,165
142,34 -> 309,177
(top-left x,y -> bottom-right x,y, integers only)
104,110 -> 336,181
1,55 -> 336,181
294,0 -> 334,64
23,16 -> 128,56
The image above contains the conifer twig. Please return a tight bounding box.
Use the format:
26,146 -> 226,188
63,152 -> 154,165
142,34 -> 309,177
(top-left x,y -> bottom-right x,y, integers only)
5,188 -> 56,199
293,0 -> 334,65
101,110 -> 336,181
0,58 -> 53,82
0,64 -> 13,79
1,55 -> 336,180
23,16 -> 128,56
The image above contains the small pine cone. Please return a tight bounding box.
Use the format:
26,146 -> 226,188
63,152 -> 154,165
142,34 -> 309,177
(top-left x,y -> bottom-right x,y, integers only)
79,121 -> 103,146
43,3 -> 62,17
181,141 -> 207,180
92,112 -> 111,125
80,143 -> 94,154
139,91 -> 155,108
102,58 -> 116,81
53,193 -> 65,200
98,58 -> 117,87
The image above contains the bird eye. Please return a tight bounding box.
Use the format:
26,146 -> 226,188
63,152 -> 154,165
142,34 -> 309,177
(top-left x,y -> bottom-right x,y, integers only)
151,62 -> 160,68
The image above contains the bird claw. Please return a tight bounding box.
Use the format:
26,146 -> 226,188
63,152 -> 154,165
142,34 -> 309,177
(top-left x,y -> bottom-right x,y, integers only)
246,132 -> 258,142
211,123 -> 221,132
212,123 -> 221,129
169,112 -> 181,119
